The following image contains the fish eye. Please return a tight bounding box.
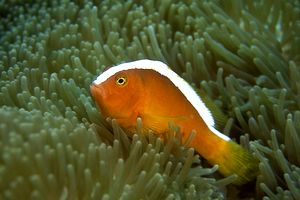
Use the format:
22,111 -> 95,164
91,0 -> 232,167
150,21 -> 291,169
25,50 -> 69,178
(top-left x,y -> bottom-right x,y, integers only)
115,75 -> 127,87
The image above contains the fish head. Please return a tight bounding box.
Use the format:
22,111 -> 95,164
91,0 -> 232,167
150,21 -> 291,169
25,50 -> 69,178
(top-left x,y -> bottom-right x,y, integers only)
90,68 -> 144,120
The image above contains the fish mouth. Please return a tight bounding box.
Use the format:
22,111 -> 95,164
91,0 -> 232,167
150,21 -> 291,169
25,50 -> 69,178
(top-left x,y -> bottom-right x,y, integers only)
90,83 -> 112,105
90,83 -> 107,103
90,83 -> 98,97
90,83 -> 105,96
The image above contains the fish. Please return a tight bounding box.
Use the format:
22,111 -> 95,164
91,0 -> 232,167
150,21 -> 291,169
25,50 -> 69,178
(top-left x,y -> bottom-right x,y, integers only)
90,59 -> 259,185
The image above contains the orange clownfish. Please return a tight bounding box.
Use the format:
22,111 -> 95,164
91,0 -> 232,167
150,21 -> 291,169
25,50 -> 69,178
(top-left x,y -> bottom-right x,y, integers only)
90,59 -> 258,185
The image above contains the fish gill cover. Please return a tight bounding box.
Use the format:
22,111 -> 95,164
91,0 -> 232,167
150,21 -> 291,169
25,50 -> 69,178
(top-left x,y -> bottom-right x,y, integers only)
0,0 -> 299,199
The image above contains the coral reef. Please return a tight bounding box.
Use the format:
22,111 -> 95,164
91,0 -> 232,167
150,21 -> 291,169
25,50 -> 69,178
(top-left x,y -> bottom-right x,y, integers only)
0,0 -> 299,199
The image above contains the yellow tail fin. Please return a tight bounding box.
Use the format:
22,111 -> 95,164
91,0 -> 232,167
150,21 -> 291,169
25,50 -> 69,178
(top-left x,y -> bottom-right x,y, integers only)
210,141 -> 259,185
196,90 -> 259,184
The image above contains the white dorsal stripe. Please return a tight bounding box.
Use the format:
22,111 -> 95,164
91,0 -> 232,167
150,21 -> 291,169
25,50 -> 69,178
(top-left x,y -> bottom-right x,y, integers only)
93,59 -> 230,141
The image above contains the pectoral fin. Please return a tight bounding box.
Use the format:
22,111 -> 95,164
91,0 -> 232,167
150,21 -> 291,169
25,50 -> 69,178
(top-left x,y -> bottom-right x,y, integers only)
140,113 -> 187,133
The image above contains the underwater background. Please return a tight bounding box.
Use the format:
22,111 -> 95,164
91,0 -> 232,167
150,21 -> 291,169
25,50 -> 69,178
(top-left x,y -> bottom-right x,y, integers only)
0,0 -> 300,199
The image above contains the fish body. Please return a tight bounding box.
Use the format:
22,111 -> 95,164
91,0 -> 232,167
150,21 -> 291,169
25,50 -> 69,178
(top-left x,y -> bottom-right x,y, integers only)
91,59 -> 258,184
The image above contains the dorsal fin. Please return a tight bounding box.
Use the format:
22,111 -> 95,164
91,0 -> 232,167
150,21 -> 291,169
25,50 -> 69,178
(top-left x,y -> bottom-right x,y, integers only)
196,89 -> 228,130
